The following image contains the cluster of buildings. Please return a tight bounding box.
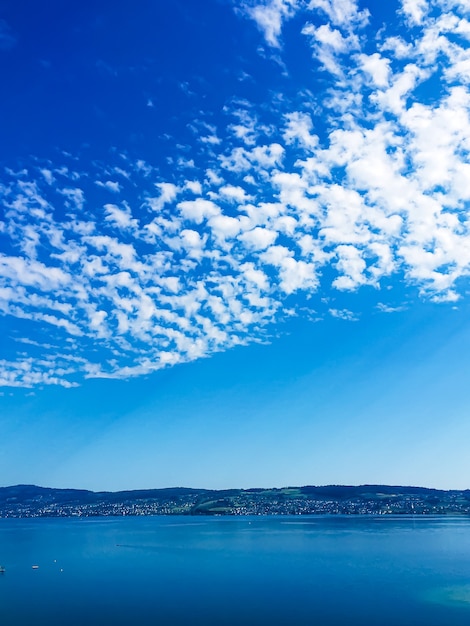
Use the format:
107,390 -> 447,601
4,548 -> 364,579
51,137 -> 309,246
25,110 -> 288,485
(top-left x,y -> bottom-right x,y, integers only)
0,495 -> 197,518
2,489 -> 470,518
192,492 -> 470,516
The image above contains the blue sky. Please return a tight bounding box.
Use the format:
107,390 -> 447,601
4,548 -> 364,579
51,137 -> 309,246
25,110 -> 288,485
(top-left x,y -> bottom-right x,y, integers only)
1,0 -> 470,490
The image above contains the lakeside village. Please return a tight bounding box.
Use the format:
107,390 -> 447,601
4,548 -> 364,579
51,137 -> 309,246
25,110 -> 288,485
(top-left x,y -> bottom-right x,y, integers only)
1,485 -> 470,518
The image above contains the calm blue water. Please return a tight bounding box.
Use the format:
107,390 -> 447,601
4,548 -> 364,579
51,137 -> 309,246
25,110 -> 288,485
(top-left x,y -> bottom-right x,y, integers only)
1,515 -> 470,625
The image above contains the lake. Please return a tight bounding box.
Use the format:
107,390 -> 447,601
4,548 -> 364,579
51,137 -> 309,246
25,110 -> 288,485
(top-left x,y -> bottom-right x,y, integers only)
1,515 -> 470,625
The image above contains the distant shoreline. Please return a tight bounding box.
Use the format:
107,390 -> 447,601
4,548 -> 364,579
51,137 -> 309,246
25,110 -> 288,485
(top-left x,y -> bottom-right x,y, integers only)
1,484 -> 469,518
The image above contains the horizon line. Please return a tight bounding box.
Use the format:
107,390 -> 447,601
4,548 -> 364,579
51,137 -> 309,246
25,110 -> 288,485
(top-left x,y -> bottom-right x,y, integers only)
2,483 -> 469,494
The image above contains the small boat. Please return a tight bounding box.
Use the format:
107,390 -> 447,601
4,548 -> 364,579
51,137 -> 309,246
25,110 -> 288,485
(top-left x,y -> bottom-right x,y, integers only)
0,566 -> 5,573
32,565 -> 39,569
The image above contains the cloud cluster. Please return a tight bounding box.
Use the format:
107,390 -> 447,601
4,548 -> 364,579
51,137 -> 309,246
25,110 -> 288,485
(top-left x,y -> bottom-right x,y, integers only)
1,0 -> 470,387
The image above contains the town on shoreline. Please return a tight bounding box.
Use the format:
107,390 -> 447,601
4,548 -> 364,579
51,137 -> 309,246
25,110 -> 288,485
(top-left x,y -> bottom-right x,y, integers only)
1,484 -> 470,518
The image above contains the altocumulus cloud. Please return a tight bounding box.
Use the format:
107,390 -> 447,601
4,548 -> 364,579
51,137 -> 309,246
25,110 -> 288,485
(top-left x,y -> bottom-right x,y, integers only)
1,0 -> 470,387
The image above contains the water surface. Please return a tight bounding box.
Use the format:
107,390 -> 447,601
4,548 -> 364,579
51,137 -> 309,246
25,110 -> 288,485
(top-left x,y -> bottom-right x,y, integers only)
1,515 -> 470,625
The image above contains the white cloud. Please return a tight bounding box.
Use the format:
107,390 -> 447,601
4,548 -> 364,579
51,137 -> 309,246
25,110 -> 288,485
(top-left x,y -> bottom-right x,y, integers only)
209,214 -> 245,241
59,187 -> 85,210
238,0 -> 301,47
147,183 -> 180,212
358,52 -> 391,87
0,255 -> 70,291
374,63 -> 428,115
104,203 -> 138,231
308,0 -> 369,29
239,226 -> 278,250
178,199 -> 221,224
219,185 -> 252,203
96,180 -> 121,193
40,169 -> 55,185
178,229 -> 206,260
185,180 -> 203,195
400,0 -> 428,25
278,257 -> 318,293
333,245 -> 367,290
377,302 -> 407,313
302,22 -> 360,77
283,112 -> 319,149
329,307 -> 357,320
